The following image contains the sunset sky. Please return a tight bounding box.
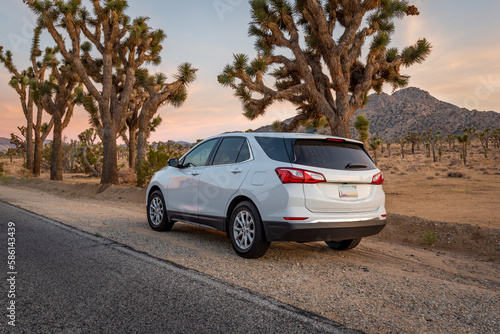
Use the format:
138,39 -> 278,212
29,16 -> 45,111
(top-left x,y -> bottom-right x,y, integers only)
1,0 -> 499,143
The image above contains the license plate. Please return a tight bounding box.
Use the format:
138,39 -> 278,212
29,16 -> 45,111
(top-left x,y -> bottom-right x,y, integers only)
339,185 -> 358,198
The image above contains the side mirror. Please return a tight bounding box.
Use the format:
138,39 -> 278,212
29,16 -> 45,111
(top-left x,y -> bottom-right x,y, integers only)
167,158 -> 179,167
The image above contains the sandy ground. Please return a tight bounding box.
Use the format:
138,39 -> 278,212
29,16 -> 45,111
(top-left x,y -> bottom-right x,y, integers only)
0,143 -> 499,333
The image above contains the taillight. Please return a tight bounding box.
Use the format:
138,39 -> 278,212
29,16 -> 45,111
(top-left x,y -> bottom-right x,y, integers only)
275,168 -> 326,184
372,172 -> 384,185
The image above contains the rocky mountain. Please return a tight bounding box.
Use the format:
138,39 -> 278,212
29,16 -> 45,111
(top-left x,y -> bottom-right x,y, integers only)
352,87 -> 500,139
0,137 -> 13,152
254,87 -> 500,140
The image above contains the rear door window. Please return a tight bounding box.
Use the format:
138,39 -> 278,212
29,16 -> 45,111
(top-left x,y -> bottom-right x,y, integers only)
212,137 -> 249,165
292,139 -> 376,170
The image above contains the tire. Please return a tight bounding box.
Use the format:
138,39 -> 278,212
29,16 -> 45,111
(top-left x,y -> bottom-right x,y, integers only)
325,238 -> 362,251
147,190 -> 175,231
229,201 -> 270,259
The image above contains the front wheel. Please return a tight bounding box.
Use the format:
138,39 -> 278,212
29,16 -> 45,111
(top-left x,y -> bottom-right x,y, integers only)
229,201 -> 270,259
325,238 -> 361,251
147,190 -> 175,231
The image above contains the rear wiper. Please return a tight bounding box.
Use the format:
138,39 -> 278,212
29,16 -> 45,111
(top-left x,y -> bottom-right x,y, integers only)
345,163 -> 367,169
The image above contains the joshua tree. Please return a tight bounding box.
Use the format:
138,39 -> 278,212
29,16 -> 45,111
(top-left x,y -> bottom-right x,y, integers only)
25,0 -> 174,187
354,114 -> 370,144
385,140 -> 391,158
78,128 -> 101,177
456,134 -> 469,165
133,64 -> 197,173
406,131 -> 419,154
398,137 -> 406,159
0,47 -> 34,171
35,50 -> 79,181
423,128 -> 440,162
0,27 -> 58,177
218,0 -> 431,137
369,135 -> 383,165
477,131 -> 489,158
483,127 -> 491,151
0,27 -> 51,174
9,129 -> 27,163
445,133 -> 455,150
462,127 -> 476,147
492,128 -> 500,149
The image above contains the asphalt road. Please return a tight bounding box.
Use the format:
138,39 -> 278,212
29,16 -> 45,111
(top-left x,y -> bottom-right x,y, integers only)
0,201 -> 358,333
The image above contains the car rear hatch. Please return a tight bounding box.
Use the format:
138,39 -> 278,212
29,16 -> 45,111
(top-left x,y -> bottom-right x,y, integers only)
290,138 -> 384,214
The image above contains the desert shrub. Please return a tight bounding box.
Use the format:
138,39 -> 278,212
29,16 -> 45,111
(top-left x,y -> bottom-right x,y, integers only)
447,172 -> 464,178
17,168 -> 33,179
0,161 -> 4,173
136,141 -> 189,187
423,231 -> 438,244
41,143 -> 52,170
118,167 -> 137,185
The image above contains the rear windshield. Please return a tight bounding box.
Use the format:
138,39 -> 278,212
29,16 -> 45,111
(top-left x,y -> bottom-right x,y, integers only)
293,139 -> 376,170
256,136 -> 375,170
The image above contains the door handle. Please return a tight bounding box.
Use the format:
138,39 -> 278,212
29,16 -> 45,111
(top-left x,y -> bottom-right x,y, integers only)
230,168 -> 242,174
190,171 -> 200,176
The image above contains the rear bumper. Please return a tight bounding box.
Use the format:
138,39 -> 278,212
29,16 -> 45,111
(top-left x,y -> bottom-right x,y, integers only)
263,218 -> 386,242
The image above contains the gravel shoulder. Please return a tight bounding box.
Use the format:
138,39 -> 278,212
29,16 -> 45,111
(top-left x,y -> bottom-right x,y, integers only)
0,177 -> 499,333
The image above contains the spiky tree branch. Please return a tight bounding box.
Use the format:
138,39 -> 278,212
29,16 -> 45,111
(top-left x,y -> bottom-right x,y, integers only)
218,0 -> 431,137
134,63 -> 197,186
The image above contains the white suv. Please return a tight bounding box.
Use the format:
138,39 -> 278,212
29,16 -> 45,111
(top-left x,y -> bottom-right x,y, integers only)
146,133 -> 386,258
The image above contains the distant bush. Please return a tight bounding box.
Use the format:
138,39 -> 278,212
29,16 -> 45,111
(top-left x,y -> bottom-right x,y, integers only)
136,141 -> 189,187
447,172 -> 464,178
0,161 -> 4,173
423,231 -> 438,245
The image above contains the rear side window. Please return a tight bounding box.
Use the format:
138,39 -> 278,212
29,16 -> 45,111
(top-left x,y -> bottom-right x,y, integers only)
212,137 -> 250,165
293,139 -> 376,170
255,137 -> 291,163
236,140 -> 251,163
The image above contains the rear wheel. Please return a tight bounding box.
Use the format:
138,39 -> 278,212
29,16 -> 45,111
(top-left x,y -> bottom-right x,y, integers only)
229,201 -> 270,259
147,190 -> 175,231
325,238 -> 361,251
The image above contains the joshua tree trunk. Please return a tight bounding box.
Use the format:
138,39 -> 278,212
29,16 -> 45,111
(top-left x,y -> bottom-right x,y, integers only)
128,122 -> 138,169
431,142 -> 436,162
50,113 -> 63,181
332,111 -> 351,138
26,96 -> 34,171
101,126 -> 119,186
136,110 -> 151,170
33,123 -> 42,176
462,142 -> 467,165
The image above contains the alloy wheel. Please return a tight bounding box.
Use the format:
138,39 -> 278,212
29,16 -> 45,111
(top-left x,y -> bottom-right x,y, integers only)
233,210 -> 255,250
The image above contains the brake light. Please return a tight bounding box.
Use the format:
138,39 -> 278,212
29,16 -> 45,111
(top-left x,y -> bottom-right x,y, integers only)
275,168 -> 326,184
327,138 -> 344,142
372,172 -> 384,185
